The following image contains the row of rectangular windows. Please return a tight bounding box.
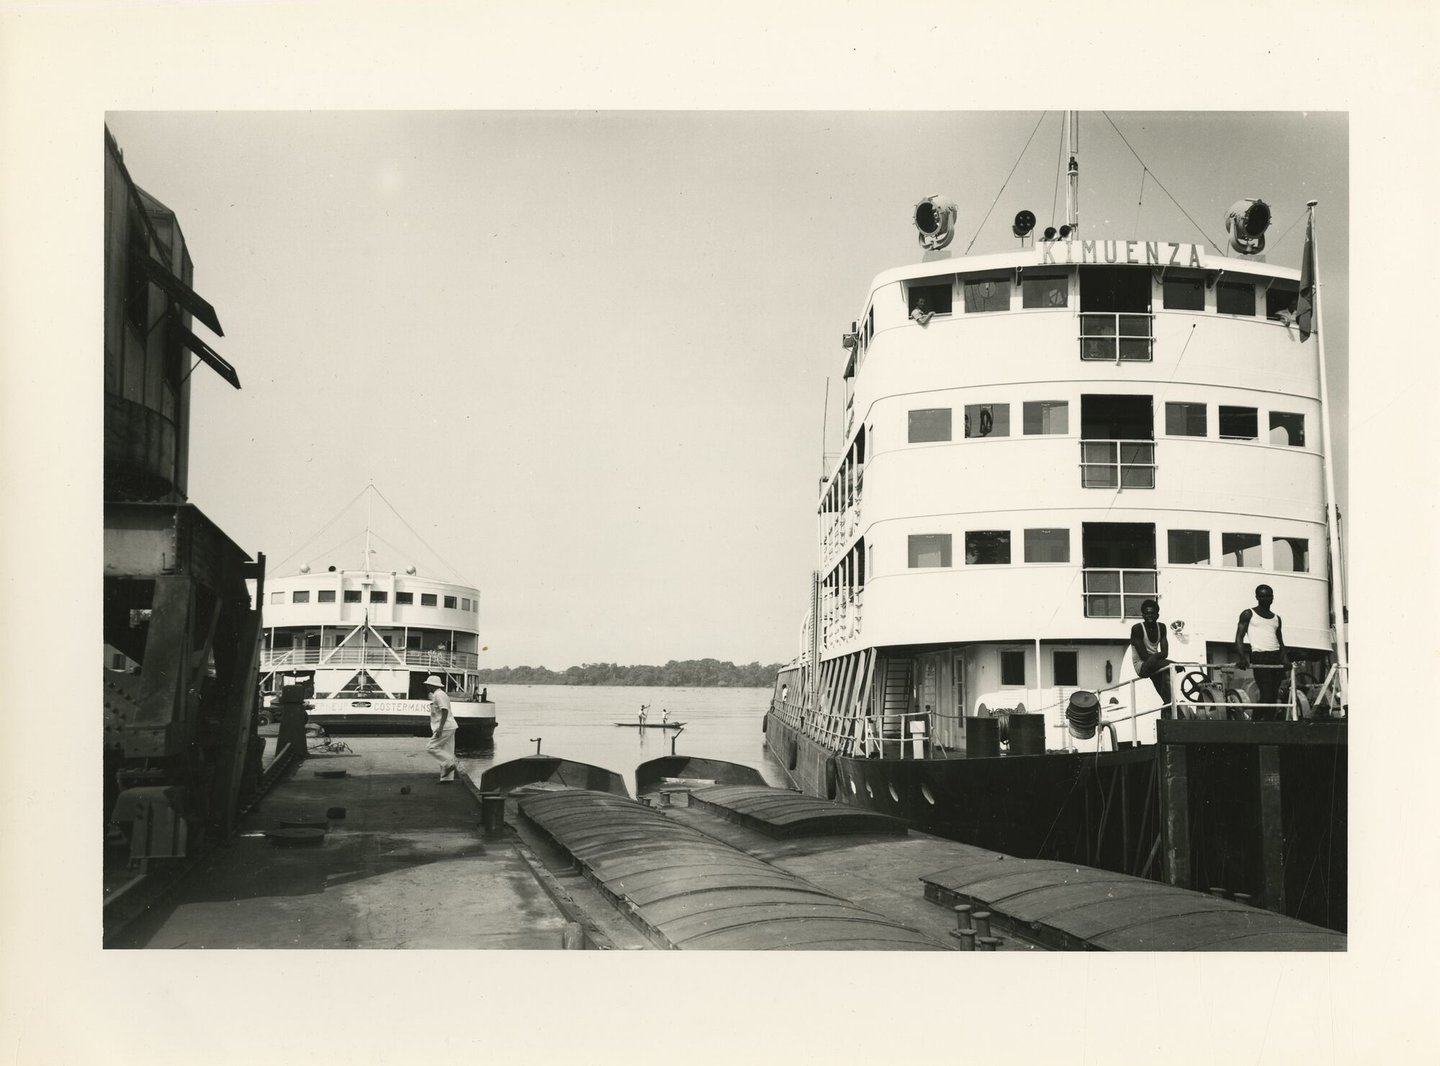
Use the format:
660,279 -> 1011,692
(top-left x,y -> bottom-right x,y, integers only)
906,529 -> 1309,571
908,401 -> 1304,446
270,633 -> 454,650
901,271 -> 1294,319
269,589 -> 475,609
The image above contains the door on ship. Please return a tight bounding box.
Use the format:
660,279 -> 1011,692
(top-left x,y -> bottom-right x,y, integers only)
1080,394 -> 1155,489
1081,522 -> 1157,620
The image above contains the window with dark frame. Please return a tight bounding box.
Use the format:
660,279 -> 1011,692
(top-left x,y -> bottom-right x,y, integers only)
1167,529 -> 1211,565
369,591 -> 388,603
443,595 -> 457,609
1266,282 -> 1300,321
1221,532 -> 1262,567
421,593 -> 437,606
1216,279 -> 1256,316
964,403 -> 1010,438
1274,536 -> 1310,573
1000,650 -> 1026,686
1218,405 -> 1258,440
317,589 -> 336,603
964,275 -> 1011,313
292,590 -> 310,604
1024,528 -> 1070,562
907,281 -> 953,316
395,592 -> 413,605
1022,400 -> 1068,435
1052,650 -> 1078,687
1022,273 -> 1068,308
1162,274 -> 1205,311
1165,402 -> 1207,437
965,530 -> 1011,565
908,534 -> 952,568
908,408 -> 952,443
343,590 -> 362,603
1269,411 -> 1305,447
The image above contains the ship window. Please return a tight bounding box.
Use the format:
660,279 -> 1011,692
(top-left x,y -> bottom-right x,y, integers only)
1219,406 -> 1258,440
964,403 -> 1009,438
317,589 -> 336,603
963,275 -> 1010,313
1024,528 -> 1070,563
1221,532 -> 1262,567
908,408 -> 952,443
343,590 -> 362,603
369,591 -> 388,603
1000,651 -> 1025,686
1053,650 -> 1078,687
444,595 -> 458,609
1165,402 -> 1207,437
1022,273 -> 1068,308
1216,280 -> 1256,316
1274,536 -> 1310,573
292,590 -> 310,604
1269,411 -> 1305,446
396,592 -> 413,605
1022,401 -> 1068,435
270,591 -> 283,604
907,281 -> 953,316
274,633 -> 293,649
421,593 -> 438,606
1162,273 -> 1205,311
1168,530 -> 1211,565
1266,282 -> 1300,321
965,531 -> 1011,565
908,534 -> 952,568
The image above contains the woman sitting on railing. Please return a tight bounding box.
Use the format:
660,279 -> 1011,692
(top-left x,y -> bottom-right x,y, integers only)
1129,598 -> 1174,716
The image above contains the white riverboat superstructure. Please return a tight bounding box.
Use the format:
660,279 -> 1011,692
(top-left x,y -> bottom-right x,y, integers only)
257,493 -> 497,744
765,116 -> 1349,898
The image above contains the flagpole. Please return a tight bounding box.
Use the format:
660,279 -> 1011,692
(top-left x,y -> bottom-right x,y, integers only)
1308,200 -> 1348,709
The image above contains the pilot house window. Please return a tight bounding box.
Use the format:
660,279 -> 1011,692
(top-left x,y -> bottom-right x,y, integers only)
1022,274 -> 1068,308
964,404 -> 1009,438
964,276 -> 1011,313
1216,280 -> 1256,316
907,281 -> 953,316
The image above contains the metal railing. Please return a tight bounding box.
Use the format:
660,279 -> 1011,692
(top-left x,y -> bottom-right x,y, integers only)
1080,439 -> 1155,488
1079,312 -> 1153,361
260,646 -> 479,671
1081,568 -> 1157,619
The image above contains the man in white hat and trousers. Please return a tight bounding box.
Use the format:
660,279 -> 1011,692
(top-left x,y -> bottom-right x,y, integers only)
424,675 -> 458,782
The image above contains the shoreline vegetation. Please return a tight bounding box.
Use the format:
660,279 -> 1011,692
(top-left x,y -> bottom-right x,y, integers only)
476,659 -> 785,688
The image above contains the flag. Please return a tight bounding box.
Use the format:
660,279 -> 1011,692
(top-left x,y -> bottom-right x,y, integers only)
1296,213 -> 1315,341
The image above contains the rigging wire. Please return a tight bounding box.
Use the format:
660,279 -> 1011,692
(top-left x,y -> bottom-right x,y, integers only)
1101,112 -> 1220,249
1132,168 -> 1148,238
270,484 -> 372,573
368,483 -> 471,584
963,112 -> 1048,254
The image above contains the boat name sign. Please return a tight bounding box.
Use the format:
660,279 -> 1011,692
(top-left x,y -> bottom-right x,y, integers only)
1037,240 -> 1204,268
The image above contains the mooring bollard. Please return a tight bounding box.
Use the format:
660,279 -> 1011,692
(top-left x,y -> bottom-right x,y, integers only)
1209,887 -> 1228,899
1234,892 -> 1253,906
953,904 -> 973,932
978,936 -> 1002,951
953,928 -> 977,950
480,793 -> 506,838
973,910 -> 992,938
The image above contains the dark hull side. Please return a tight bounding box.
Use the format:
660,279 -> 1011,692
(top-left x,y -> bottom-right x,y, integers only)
763,709 -> 1347,931
307,713 -> 497,747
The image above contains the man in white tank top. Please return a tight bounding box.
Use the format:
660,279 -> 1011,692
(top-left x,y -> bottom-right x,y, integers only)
1235,585 -> 1289,721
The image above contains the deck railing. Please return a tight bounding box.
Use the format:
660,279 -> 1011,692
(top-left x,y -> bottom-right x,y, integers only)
261,647 -> 478,671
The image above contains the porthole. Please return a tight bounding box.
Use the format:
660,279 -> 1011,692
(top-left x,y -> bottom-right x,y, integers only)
921,783 -> 936,805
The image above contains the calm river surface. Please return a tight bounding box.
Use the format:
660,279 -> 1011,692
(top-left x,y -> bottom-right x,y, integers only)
456,684 -> 791,792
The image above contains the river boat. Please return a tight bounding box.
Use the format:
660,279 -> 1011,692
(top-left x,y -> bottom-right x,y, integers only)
763,113 -> 1348,930
257,486 -> 497,746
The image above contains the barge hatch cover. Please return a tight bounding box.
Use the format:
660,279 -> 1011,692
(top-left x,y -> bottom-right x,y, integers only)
518,790 -> 941,950
922,855 -> 1345,951
687,784 -> 909,839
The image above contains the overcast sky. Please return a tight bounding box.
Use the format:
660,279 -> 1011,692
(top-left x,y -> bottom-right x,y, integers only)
102,110 -> 1348,669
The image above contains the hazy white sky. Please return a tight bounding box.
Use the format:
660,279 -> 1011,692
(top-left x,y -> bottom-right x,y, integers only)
103,110 -> 1348,669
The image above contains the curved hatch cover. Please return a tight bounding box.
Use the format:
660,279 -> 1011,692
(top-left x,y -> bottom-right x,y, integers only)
689,784 -> 909,839
519,790 -> 939,950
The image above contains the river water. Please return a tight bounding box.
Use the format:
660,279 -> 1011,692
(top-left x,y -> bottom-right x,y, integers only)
455,684 -> 791,793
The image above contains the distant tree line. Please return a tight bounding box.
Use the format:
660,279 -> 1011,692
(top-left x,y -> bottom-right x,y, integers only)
476,659 -> 784,688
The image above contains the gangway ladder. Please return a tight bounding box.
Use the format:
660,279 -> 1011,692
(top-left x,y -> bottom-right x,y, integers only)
878,659 -> 913,756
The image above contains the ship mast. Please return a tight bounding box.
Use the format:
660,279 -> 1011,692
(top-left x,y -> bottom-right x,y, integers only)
1065,111 -> 1080,235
